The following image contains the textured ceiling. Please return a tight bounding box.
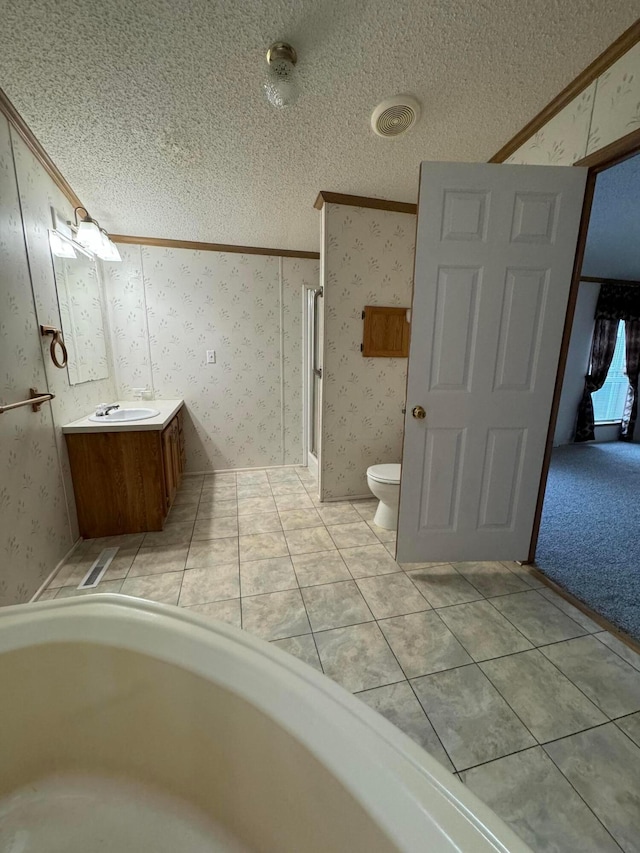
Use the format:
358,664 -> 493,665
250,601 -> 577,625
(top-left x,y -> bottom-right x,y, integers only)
0,2 -> 638,251
583,153 -> 640,280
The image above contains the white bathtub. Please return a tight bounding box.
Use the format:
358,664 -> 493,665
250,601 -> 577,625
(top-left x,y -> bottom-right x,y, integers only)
0,595 -> 530,852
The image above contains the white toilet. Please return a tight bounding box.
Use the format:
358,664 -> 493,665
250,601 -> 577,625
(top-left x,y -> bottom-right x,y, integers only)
366,463 -> 401,530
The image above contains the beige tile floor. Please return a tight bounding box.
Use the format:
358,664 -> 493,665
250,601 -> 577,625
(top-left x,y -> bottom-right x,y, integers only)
42,466 -> 640,853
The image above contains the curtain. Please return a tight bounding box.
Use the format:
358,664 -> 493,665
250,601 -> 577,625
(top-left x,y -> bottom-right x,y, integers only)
575,317 -> 619,442
596,283 -> 640,321
621,318 -> 640,441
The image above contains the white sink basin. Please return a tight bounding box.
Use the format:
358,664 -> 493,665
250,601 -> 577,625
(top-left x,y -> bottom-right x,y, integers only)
88,407 -> 160,423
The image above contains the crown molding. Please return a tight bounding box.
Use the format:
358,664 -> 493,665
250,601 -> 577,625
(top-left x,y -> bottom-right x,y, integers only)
314,191 -> 417,215
490,19 -> 640,163
0,86 -> 83,208
111,233 -> 320,259
1,87 -> 320,259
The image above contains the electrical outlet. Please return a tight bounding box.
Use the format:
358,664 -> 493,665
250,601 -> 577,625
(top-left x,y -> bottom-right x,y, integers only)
206,350 -> 216,364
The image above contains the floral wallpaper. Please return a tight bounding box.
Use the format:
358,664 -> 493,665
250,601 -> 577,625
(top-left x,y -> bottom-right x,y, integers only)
587,42 -> 640,155
103,247 -> 317,472
508,41 -> 640,166
11,129 -> 117,545
506,83 -> 596,165
320,204 -> 415,500
0,118 -> 116,606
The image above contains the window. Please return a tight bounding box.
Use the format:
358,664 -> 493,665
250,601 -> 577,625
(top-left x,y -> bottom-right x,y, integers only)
592,321 -> 628,423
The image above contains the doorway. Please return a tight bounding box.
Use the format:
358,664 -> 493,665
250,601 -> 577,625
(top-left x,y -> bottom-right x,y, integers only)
396,131 -> 640,640
534,150 -> 640,638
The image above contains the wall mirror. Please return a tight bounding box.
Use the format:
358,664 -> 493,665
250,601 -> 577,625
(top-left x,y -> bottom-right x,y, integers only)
49,231 -> 110,385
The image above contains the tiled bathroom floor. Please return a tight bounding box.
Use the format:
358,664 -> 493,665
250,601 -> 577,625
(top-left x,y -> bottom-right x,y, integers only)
42,467 -> 640,853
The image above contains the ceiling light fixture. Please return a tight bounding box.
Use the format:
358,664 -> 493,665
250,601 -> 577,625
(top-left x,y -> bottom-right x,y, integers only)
263,42 -> 298,109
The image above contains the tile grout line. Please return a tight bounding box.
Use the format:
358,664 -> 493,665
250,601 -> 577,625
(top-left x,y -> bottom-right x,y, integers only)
541,735 -> 627,853
45,469 -> 640,852
404,676 -> 458,773
591,630 -> 640,672
364,607 -> 459,771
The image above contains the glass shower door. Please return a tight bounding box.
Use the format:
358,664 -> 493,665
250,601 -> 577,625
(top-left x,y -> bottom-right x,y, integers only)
308,286 -> 323,459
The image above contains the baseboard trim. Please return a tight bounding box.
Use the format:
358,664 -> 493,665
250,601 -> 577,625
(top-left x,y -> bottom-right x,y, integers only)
184,464 -> 305,476
322,493 -> 373,503
30,538 -> 83,602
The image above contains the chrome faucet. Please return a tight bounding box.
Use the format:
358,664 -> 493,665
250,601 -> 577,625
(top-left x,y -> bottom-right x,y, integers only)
95,403 -> 120,417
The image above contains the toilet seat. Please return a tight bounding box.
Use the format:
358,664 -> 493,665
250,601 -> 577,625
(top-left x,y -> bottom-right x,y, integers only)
367,463 -> 401,485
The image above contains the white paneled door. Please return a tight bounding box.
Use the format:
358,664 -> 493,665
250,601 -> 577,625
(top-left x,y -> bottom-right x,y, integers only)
397,163 -> 587,563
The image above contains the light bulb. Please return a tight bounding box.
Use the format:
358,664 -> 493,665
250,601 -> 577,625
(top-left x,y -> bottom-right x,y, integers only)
97,229 -> 122,262
104,240 -> 122,262
76,217 -> 102,252
49,231 -> 77,258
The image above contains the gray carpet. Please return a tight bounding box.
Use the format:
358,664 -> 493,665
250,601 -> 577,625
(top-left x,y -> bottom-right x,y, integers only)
536,441 -> 640,640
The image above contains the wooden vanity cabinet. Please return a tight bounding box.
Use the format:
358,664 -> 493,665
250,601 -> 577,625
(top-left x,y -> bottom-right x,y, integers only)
65,409 -> 185,538
162,413 -> 184,509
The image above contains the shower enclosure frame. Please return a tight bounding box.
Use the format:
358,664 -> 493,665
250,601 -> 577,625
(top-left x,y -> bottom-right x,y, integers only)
302,282 -> 323,481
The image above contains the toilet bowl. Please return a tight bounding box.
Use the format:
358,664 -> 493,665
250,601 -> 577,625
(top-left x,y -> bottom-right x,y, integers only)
366,463 -> 401,530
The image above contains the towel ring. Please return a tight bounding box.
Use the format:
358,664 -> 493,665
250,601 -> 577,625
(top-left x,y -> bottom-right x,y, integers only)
40,325 -> 68,369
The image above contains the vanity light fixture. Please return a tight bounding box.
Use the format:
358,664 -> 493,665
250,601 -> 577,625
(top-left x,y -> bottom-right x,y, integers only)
72,207 -> 121,261
263,42 -> 298,108
74,207 -> 102,253
49,231 -> 77,259
98,228 -> 122,262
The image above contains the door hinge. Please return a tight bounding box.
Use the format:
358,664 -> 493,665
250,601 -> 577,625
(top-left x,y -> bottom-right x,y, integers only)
360,343 -> 363,352
361,310 -> 366,319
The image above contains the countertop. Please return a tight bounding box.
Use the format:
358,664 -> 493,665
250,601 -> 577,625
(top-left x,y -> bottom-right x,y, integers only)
62,400 -> 184,434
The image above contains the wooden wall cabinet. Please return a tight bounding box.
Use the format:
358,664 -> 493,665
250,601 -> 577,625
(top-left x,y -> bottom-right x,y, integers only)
362,305 -> 410,357
65,409 -> 185,539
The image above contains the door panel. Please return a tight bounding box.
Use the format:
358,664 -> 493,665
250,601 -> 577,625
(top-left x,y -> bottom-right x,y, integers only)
397,162 -> 587,563
430,267 -> 479,390
493,268 -> 548,391
421,428 -> 465,531
477,427 -> 526,529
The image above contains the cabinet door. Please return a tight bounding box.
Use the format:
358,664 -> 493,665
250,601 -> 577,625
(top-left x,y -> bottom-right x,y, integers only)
177,410 -> 185,477
171,420 -> 182,489
162,422 -> 177,508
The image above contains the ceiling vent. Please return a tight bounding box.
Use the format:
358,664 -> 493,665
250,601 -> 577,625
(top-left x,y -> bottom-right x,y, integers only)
371,95 -> 421,138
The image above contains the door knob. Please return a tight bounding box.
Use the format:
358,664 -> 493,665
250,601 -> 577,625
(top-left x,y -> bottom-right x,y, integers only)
412,405 -> 426,419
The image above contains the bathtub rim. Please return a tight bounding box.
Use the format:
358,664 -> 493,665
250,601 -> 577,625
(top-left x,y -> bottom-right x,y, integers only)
0,594 -> 530,853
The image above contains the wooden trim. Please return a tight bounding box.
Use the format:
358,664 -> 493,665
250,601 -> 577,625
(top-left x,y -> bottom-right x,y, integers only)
575,127 -> 640,170
0,86 -> 83,209
111,233 -> 320,260
581,275 -> 640,286
490,19 -> 640,163
0,87 -> 320,259
314,191 -> 417,215
528,127 -> 640,563
529,565 -> 640,655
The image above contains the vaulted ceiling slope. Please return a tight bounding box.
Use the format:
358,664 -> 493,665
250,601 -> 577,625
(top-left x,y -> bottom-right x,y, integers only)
0,1 -> 637,251
583,153 -> 640,281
